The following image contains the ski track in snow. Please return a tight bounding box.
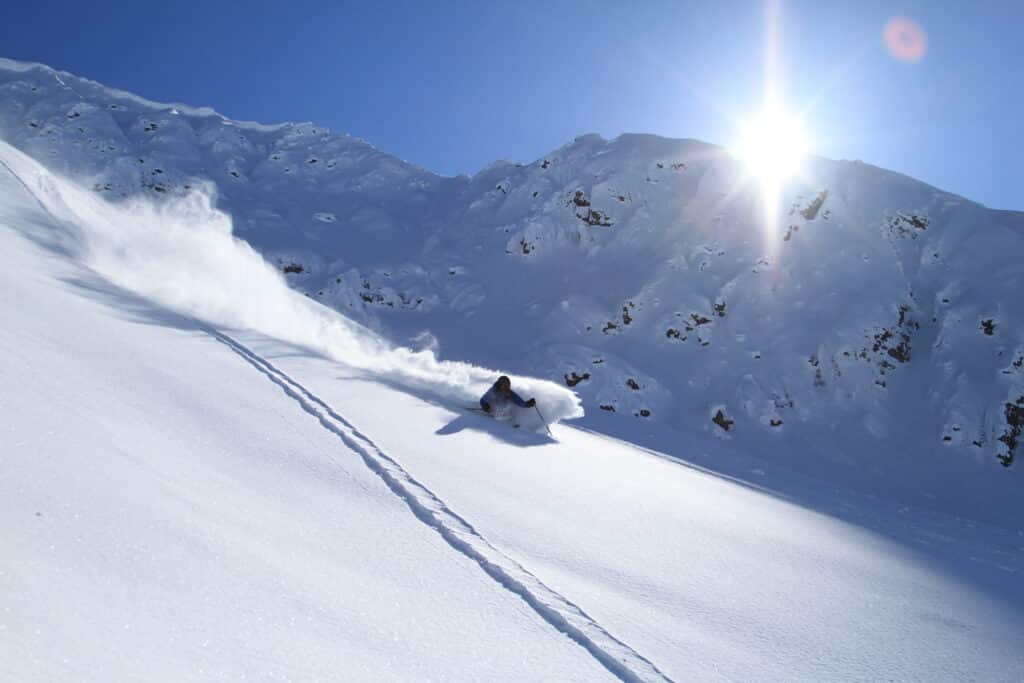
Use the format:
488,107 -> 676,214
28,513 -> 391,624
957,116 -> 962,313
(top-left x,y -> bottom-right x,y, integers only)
209,328 -> 674,683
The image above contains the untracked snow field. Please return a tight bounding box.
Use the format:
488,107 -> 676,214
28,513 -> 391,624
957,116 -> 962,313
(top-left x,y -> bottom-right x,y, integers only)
1,140 -> 1023,681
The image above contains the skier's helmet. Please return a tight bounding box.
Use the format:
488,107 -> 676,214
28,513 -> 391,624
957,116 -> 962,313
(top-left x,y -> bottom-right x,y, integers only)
496,375 -> 511,390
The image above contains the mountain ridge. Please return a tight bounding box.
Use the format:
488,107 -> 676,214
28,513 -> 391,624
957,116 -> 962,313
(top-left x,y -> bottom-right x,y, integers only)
1,57 -> 1020,513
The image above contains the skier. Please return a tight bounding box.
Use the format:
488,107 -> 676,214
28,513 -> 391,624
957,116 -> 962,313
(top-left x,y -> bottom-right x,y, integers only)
480,375 -> 536,417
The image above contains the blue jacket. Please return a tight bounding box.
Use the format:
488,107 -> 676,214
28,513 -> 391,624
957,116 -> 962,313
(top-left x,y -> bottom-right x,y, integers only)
480,381 -> 530,412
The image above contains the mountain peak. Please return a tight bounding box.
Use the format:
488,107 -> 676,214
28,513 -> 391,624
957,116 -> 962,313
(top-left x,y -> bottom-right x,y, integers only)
1,58 -> 1022,497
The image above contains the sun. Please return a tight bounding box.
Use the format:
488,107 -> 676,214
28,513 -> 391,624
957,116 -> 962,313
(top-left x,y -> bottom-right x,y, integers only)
732,105 -> 809,185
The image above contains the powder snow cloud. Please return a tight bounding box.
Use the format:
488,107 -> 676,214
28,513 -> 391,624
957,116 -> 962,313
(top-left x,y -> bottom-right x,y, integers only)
0,140 -> 583,425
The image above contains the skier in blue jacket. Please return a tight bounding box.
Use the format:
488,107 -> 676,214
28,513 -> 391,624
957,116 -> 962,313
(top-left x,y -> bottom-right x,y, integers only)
480,375 -> 536,415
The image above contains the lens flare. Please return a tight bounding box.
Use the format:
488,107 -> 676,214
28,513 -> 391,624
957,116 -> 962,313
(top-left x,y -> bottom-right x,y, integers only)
883,17 -> 928,62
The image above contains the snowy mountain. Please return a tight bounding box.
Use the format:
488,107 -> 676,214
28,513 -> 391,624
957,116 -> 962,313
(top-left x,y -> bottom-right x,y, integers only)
3,58 -> 1022,505
3,114 -> 1023,683
2,58 -> 1022,491
2,58 -> 1024,680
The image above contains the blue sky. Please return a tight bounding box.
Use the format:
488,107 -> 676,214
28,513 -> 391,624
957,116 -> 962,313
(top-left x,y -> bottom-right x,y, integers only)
3,1 -> 1021,209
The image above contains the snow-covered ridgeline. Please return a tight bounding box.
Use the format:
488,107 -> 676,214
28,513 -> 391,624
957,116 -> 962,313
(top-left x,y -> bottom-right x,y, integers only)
1,57 -> 1021,488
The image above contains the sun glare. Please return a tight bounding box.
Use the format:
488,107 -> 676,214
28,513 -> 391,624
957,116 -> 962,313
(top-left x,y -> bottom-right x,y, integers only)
733,106 -> 809,185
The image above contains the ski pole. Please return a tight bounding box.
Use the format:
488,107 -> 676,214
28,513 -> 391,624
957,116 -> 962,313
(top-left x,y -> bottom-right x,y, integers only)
534,404 -> 553,436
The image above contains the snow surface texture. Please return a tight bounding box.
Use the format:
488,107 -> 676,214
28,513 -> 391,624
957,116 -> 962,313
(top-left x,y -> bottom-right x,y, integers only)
0,58 -> 1020,521
2,139 -> 1023,681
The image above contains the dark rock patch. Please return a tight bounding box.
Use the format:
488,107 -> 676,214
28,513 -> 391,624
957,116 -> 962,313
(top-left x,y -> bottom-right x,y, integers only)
800,190 -> 828,220
691,313 -> 712,326
886,212 -> 930,239
579,208 -> 612,227
564,372 -> 591,387
571,190 -> 591,208
712,409 -> 734,432
997,397 -> 1024,467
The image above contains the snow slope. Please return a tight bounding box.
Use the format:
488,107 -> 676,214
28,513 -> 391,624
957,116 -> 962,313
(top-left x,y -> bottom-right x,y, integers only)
2,138 -> 1022,681
0,145 -> 607,681
1,58 -> 1021,518
252,337 -> 1024,682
